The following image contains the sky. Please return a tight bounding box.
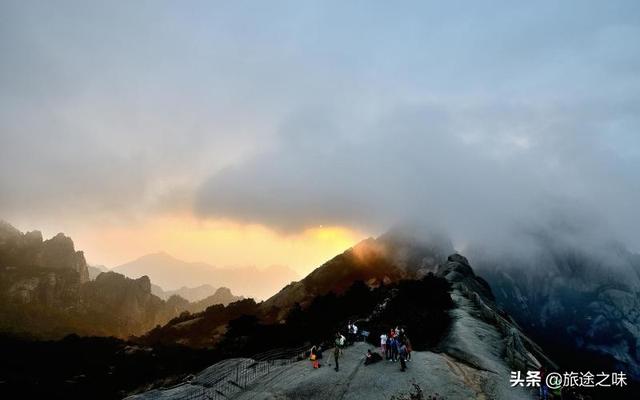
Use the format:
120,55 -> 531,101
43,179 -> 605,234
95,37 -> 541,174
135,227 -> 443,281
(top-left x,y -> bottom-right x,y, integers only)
1,1 -> 639,274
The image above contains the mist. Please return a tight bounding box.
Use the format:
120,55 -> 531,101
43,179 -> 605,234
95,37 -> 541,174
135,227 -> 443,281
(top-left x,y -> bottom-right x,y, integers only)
196,100 -> 640,253
1,0 -> 639,259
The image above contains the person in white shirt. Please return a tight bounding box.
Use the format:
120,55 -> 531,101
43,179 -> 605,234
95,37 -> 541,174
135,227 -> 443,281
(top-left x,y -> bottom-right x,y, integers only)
380,333 -> 387,355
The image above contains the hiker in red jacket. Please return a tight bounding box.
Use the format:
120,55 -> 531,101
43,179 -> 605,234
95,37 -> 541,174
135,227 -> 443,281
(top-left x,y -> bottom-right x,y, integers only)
310,345 -> 319,369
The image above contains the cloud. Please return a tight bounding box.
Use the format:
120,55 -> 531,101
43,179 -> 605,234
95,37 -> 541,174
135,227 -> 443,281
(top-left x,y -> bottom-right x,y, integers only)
196,95 -> 640,249
1,1 -> 639,252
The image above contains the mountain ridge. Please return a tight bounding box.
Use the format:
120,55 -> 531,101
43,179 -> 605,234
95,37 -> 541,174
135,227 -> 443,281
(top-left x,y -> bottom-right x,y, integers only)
261,228 -> 454,318
0,222 -> 244,339
131,241 -> 556,400
113,251 -> 298,301
470,228 -> 640,380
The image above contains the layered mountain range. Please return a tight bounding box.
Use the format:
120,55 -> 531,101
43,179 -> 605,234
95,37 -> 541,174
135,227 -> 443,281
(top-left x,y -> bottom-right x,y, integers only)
132,235 -> 556,400
132,225 -> 639,398
151,283 -> 241,305
0,221 -> 241,339
138,228 -> 504,351
2,219 -> 639,398
114,252 -> 298,301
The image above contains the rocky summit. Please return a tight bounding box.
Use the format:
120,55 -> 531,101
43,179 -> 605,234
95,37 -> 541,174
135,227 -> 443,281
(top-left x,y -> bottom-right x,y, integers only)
130,250 -> 555,400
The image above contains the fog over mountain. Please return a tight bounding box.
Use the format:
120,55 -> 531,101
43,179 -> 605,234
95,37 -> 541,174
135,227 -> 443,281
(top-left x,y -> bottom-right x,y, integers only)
195,101 -> 640,252
1,1 -> 638,260
3,2 -> 640,398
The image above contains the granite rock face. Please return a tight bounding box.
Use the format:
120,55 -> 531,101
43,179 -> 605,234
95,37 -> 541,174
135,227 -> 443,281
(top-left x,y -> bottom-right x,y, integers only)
0,221 -> 89,284
472,233 -> 640,379
0,223 -> 204,338
130,251 -> 549,400
0,221 -> 88,310
0,221 -> 246,339
79,272 -> 165,337
41,233 -> 90,283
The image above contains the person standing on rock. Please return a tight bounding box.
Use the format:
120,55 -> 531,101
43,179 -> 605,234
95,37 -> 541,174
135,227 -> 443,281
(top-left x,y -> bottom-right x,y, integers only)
390,336 -> 399,362
310,345 -> 319,369
405,336 -> 412,361
380,332 -> 387,357
399,341 -> 408,372
333,340 -> 341,371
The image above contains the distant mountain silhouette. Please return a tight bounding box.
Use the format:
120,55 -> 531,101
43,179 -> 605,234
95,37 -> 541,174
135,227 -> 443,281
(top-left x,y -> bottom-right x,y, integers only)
152,283 -> 243,309
0,221 -> 243,339
151,283 -> 216,302
87,264 -> 108,280
113,252 -> 298,301
141,227 -> 459,347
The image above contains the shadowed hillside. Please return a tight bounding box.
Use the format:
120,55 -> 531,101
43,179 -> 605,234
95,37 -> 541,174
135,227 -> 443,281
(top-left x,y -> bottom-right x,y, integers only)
262,227 -> 453,318
471,227 -> 640,381
137,229 -> 454,348
0,222 -> 243,339
130,250 -> 572,400
0,334 -> 215,400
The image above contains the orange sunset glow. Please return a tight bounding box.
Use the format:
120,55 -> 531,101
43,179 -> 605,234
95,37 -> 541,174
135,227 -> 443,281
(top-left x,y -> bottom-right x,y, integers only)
72,214 -> 366,274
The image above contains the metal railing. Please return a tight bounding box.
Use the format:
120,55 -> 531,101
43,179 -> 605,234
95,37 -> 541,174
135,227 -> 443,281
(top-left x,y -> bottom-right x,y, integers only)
142,343 -> 312,400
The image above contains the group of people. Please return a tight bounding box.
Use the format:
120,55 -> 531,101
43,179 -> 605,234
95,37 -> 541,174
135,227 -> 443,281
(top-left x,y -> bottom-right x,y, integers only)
308,332 -> 347,371
379,326 -> 412,371
309,324 -> 412,373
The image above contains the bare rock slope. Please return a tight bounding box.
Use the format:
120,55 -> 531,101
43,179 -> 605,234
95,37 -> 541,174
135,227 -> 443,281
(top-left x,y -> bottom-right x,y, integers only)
130,254 -> 552,400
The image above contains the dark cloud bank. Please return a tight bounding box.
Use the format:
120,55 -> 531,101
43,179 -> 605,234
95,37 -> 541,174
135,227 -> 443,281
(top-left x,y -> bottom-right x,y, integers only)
196,100 -> 640,253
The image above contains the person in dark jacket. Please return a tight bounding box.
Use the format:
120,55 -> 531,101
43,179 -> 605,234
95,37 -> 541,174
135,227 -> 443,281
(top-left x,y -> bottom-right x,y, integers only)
399,342 -> 408,372
364,349 -> 383,365
390,337 -> 399,362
